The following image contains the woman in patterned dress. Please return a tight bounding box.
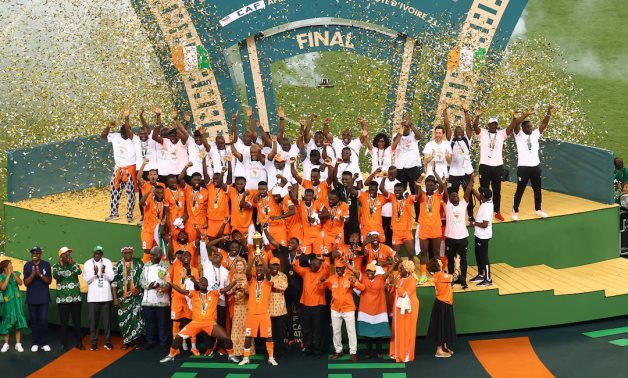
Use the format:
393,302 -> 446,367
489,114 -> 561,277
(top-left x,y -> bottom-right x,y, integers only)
112,247 -> 145,349
228,259 -> 254,357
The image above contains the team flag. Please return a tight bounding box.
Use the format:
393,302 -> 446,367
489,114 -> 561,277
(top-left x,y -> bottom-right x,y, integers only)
473,47 -> 487,71
172,45 -> 211,72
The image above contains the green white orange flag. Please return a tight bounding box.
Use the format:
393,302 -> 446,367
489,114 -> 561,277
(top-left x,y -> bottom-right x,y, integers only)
172,45 -> 210,72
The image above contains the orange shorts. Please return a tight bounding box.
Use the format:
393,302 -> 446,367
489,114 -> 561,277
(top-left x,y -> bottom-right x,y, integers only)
141,229 -> 157,251
360,226 -> 385,242
302,233 -> 323,255
185,223 -> 206,244
178,320 -> 216,339
287,226 -> 304,242
323,232 -> 344,254
419,225 -> 442,240
391,230 -> 414,245
245,313 -> 272,338
171,294 -> 192,320
269,225 -> 287,247
207,219 -> 230,237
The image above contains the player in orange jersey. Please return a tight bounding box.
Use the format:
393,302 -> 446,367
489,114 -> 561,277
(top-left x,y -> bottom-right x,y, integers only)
228,177 -> 256,246
178,164 -> 208,243
163,174 -> 186,240
253,181 -> 293,248
159,276 -> 238,363
291,157 -> 334,206
283,184 -> 303,241
380,182 -> 420,266
357,175 -> 389,241
292,188 -> 328,256
203,159 -> 231,238
239,255 -> 278,366
363,232 -> 396,273
166,249 -> 199,354
139,185 -> 168,261
321,191 -> 349,256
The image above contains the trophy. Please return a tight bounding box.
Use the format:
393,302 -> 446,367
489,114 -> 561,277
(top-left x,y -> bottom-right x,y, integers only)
253,232 -> 263,257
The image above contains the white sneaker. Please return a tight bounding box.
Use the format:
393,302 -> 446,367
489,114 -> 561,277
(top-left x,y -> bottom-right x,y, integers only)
238,357 -> 250,366
42,345 -> 51,352
15,343 -> 24,352
1,343 -> 9,353
511,212 -> 519,221
268,357 -> 278,366
159,354 -> 175,363
31,345 -> 39,352
535,210 -> 549,218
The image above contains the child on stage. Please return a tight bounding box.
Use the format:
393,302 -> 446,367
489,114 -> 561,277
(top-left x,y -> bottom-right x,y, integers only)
426,256 -> 461,358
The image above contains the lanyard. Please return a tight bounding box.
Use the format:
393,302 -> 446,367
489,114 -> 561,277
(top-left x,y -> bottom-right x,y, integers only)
154,200 -> 164,220
192,189 -> 200,210
256,280 -> 262,302
368,195 -> 377,215
396,197 -> 406,220
200,292 -> 208,314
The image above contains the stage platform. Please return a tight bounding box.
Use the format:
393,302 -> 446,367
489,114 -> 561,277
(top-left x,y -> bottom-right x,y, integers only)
2,182 -> 623,334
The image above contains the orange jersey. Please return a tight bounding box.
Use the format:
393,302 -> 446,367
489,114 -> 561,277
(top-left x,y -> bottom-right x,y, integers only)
364,244 -> 395,269
228,186 -> 256,229
142,195 -> 168,232
433,271 -> 453,305
323,202 -> 349,239
164,186 -> 186,221
418,192 -> 444,237
189,290 -> 220,322
283,199 -> 302,239
322,274 -> 363,312
390,194 -> 417,231
292,259 -> 330,306
298,200 -> 326,238
185,186 -> 208,227
140,181 -> 165,194
303,180 -> 330,206
206,183 -> 230,221
358,192 -> 388,230
334,245 -> 363,272
247,279 -> 273,315
255,194 -> 284,227
169,258 -> 199,296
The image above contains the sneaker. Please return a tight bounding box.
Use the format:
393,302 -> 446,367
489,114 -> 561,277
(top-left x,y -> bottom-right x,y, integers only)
268,357 -> 278,366
160,354 -> 175,363
350,353 -> 358,362
1,343 -> 8,353
238,357 -> 250,366
15,343 -> 24,353
217,347 -> 227,356
105,215 -> 120,221
460,281 -> 469,289
104,343 -> 113,350
31,345 -> 39,352
535,210 -> 549,218
127,217 -> 134,223
136,219 -> 143,227
90,344 -> 98,351
191,348 -> 200,356
228,355 -> 241,364
469,274 -> 484,283
418,275 -> 428,286
511,212 -> 519,221
494,212 -> 505,221
477,278 -> 493,287
331,352 -> 344,360
204,349 -> 214,357
42,345 -> 51,352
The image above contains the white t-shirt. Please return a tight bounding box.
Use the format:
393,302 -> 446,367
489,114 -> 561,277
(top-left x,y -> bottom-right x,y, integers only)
374,177 -> 400,217
276,144 -> 300,162
233,139 -> 252,178
266,161 -> 294,190
243,154 -> 267,190
82,258 -> 115,303
187,142 -> 210,176
423,140 -> 452,178
134,137 -> 158,170
199,242 -> 230,306
445,200 -> 469,239
156,139 -> 188,176
394,133 -> 422,169
210,144 -> 233,182
514,129 -> 541,167
332,137 -> 362,167
306,139 -> 336,163
474,200 -> 494,239
478,129 -> 508,166
448,137 -> 474,176
302,159 -> 328,182
335,160 -> 361,182
368,147 -> 393,173
107,133 -> 136,167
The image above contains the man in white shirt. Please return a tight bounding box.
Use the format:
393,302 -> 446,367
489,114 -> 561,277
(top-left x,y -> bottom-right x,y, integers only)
391,114 -> 423,221
152,108 -> 190,183
443,174 -> 475,289
83,246 -> 115,351
300,114 -> 336,163
423,125 -> 453,179
199,240 -> 230,355
365,166 -> 401,246
470,110 -> 516,222
470,188 -> 494,287
511,105 -> 554,220
139,247 -> 171,349
231,107 -> 257,178
300,150 -> 329,182
187,129 -> 211,181
136,110 -> 160,226
102,109 -> 137,223
232,143 -> 268,190
210,132 -> 233,183
326,118 -> 368,171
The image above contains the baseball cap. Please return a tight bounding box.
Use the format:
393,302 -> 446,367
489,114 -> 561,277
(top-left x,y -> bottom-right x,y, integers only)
366,263 -> 377,272
30,246 -> 42,254
270,257 -> 281,265
488,116 -> 499,124
58,246 -> 73,257
335,259 -> 345,267
93,245 -> 104,254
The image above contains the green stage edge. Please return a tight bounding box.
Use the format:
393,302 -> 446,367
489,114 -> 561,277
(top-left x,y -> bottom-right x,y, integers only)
2,204 -> 624,334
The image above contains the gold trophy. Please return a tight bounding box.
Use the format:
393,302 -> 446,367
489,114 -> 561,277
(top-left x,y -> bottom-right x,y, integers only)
253,232 -> 263,257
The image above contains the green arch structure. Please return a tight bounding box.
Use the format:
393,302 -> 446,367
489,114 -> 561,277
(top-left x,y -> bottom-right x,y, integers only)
131,0 -> 526,135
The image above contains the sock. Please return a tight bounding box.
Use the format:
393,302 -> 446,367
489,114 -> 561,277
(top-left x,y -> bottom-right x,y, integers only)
266,341 -> 274,358
243,348 -> 251,358
191,336 -> 197,347
420,264 -> 427,276
191,343 -> 197,349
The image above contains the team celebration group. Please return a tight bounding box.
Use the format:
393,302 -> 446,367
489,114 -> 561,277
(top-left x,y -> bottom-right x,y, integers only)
0,102 -> 554,365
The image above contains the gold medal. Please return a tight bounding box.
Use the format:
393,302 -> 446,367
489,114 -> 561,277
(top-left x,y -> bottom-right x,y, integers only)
214,203 -> 219,209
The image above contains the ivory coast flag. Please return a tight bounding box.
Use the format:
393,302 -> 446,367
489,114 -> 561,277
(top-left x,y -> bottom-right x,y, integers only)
172,45 -> 210,72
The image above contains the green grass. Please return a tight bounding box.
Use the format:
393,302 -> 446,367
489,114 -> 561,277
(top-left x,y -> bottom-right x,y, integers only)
524,0 -> 628,159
